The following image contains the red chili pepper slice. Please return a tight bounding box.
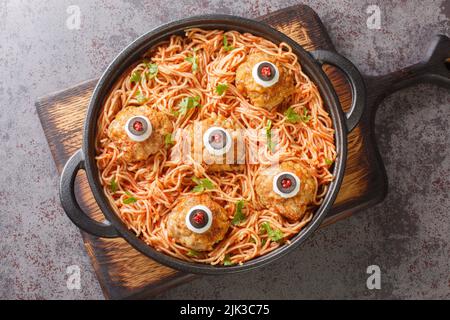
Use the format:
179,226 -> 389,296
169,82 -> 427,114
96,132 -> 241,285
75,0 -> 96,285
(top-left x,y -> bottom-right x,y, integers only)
133,121 -> 144,132
281,178 -> 292,189
260,66 -> 272,77
193,211 -> 204,224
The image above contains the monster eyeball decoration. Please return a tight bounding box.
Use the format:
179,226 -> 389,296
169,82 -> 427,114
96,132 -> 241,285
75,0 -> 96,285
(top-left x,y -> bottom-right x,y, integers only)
125,115 -> 152,142
185,205 -> 213,234
203,126 -> 232,156
273,172 -> 301,198
252,61 -> 279,87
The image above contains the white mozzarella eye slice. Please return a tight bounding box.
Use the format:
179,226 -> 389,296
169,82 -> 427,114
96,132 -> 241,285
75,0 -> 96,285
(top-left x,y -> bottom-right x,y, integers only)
252,61 -> 280,87
124,116 -> 152,142
272,171 -> 301,198
185,205 -> 213,234
203,126 -> 232,156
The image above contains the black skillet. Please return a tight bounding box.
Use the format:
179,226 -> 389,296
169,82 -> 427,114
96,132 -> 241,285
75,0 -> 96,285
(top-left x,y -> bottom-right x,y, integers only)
59,14 -> 372,274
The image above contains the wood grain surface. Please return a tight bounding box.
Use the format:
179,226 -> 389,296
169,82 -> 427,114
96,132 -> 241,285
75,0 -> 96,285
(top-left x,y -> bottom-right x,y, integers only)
35,4 -> 387,299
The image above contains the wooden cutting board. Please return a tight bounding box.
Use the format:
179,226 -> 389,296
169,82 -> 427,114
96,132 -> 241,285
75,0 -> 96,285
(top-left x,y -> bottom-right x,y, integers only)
36,4 -> 389,299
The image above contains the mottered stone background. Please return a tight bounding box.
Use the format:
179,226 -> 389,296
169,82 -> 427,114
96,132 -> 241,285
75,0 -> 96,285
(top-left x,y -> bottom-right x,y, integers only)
0,0 -> 448,299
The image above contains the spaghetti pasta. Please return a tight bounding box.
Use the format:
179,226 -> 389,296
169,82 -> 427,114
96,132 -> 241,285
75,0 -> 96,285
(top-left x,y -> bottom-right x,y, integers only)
95,29 -> 336,266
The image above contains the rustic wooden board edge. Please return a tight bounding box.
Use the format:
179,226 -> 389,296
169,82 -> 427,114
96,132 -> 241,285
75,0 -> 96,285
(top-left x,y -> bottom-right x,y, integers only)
260,4 -> 336,52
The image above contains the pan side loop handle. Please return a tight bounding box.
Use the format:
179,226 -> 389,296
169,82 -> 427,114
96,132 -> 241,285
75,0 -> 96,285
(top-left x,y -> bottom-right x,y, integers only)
59,149 -> 119,238
310,50 -> 366,133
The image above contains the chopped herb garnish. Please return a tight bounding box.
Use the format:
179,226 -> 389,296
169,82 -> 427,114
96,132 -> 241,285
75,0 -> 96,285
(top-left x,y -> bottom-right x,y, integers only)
146,63 -> 158,79
249,237 -> 256,244
232,200 -> 246,225
110,177 -> 118,193
174,95 -> 201,115
261,238 -> 267,246
130,71 -> 142,84
260,222 -> 284,242
123,191 -> 137,204
325,158 -> 333,165
215,83 -> 228,95
187,249 -> 199,257
265,119 -> 275,152
192,177 -> 214,193
135,91 -> 147,104
284,107 -> 310,123
164,133 -> 174,146
284,107 -> 301,123
223,34 -> 234,51
223,254 -> 233,266
300,108 -> 311,123
271,230 -> 284,242
185,49 -> 198,73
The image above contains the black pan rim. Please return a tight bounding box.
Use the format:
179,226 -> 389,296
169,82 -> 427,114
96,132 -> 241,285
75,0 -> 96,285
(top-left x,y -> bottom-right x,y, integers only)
81,14 -> 348,274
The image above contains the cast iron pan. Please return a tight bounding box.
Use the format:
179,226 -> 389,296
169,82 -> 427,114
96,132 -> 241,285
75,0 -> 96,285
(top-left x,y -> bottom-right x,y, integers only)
60,14 -> 371,274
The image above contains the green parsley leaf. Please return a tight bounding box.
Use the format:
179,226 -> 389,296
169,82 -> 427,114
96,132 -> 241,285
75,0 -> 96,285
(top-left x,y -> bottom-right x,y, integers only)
135,91 -> 147,104
261,238 -> 267,246
325,158 -> 333,165
123,191 -> 137,204
260,222 -> 284,242
191,185 -> 204,193
260,222 -> 268,235
164,133 -> 174,146
216,83 -> 228,95
192,177 -> 214,193
232,200 -> 246,225
223,254 -> 233,266
201,178 -> 214,189
130,71 -> 141,84
175,95 -> 201,115
223,34 -> 234,52
187,249 -> 199,257
266,119 -> 275,152
271,229 -> 284,242
146,63 -> 158,79
284,107 -> 301,123
110,177 -> 118,193
300,108 -> 311,123
185,50 -> 198,73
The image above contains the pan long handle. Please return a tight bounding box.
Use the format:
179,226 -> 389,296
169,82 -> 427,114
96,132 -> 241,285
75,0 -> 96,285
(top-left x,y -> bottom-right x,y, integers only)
365,34 -> 450,107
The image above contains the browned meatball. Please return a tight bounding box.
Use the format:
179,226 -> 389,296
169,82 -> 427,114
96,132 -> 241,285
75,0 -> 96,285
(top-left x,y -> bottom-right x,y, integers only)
167,194 -> 230,251
108,105 -> 172,162
255,161 -> 317,221
183,114 -> 244,172
235,52 -> 295,110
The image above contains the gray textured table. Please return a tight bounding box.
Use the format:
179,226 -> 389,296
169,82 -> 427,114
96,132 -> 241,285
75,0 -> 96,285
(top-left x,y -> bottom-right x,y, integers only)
0,0 -> 448,299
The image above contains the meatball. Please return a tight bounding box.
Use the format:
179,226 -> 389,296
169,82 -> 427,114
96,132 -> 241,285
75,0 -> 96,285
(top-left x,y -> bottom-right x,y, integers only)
108,105 -> 173,162
235,52 -> 295,110
183,114 -> 244,172
167,194 -> 230,251
255,161 -> 317,221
